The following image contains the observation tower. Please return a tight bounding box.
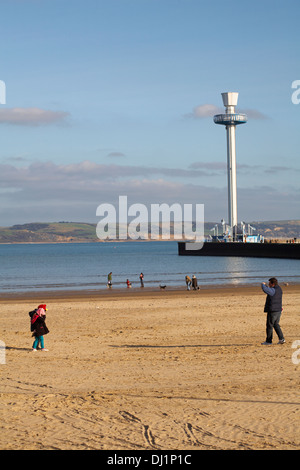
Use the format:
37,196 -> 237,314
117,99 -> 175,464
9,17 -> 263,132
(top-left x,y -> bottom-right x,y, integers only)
213,92 -> 247,241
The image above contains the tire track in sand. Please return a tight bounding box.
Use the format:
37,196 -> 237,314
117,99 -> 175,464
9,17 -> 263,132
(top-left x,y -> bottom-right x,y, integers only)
119,410 -> 158,449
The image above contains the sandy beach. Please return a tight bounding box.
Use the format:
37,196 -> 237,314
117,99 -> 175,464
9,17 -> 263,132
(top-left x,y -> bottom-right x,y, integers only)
0,284 -> 299,450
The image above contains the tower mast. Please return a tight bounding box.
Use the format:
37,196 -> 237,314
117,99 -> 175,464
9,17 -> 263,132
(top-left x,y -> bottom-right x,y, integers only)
214,92 -> 247,241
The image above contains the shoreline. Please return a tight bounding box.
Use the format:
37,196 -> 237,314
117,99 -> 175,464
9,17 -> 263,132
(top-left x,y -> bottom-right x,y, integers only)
1,282 -> 299,303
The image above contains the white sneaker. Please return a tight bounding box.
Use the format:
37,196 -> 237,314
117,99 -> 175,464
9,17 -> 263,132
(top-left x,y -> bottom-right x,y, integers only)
277,339 -> 286,344
32,348 -> 37,352
41,348 -> 49,351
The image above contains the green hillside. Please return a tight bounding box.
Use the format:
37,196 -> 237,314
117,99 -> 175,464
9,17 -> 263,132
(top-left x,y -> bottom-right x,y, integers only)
0,222 -> 97,243
0,220 -> 299,243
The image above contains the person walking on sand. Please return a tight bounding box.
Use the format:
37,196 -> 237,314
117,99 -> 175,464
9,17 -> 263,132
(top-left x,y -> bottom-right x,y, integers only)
139,273 -> 144,288
192,275 -> 198,290
261,277 -> 285,345
30,304 -> 49,351
185,275 -> 191,290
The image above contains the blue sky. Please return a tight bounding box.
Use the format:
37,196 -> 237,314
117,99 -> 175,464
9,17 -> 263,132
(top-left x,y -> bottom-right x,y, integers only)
0,0 -> 299,226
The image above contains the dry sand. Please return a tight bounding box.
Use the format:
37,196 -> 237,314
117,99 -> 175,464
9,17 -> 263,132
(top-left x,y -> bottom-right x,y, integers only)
0,285 -> 299,450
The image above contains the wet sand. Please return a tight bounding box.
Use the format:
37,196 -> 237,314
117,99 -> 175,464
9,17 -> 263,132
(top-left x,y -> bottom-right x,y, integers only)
0,285 -> 299,450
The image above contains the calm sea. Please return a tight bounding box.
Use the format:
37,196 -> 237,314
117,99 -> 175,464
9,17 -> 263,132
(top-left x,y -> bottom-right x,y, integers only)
0,241 -> 299,294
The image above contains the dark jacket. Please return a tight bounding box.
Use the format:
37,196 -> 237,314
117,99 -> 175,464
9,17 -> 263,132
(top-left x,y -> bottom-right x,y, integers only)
29,310 -> 49,336
264,285 -> 282,312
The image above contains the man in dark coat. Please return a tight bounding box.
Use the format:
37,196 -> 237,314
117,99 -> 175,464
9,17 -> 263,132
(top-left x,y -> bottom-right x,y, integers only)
261,277 -> 285,345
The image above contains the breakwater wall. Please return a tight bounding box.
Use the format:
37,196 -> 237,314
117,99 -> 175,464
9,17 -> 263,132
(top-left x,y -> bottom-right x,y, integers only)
178,242 -> 300,259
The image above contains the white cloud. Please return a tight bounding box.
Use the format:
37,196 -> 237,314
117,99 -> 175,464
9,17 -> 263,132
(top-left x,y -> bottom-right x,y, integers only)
241,108 -> 268,120
185,104 -> 269,120
185,104 -> 222,119
0,107 -> 70,126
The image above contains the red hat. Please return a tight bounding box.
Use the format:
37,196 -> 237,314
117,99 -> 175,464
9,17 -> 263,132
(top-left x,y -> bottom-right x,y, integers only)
38,304 -> 47,311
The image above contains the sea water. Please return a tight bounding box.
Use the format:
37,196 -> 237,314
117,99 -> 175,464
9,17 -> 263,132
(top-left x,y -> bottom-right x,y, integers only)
0,241 -> 299,293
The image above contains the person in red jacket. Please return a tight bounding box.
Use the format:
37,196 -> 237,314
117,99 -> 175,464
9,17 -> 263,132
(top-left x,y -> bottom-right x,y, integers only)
29,304 -> 49,351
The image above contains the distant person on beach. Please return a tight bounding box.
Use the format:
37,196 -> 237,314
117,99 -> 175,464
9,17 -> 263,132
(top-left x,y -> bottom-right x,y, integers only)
29,304 -> 49,351
185,275 -> 191,290
107,272 -> 112,288
192,275 -> 199,290
139,273 -> 144,287
261,278 -> 285,345
126,279 -> 132,288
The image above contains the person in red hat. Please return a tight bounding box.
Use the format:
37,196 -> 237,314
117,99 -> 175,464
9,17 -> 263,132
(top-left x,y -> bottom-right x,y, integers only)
29,304 -> 49,351
38,304 -> 47,311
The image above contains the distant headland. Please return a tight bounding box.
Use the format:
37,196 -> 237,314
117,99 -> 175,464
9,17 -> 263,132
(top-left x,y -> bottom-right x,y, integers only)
0,220 -> 299,244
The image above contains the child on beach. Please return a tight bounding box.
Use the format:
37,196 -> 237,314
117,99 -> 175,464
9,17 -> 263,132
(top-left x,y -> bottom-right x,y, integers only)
29,304 -> 49,351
